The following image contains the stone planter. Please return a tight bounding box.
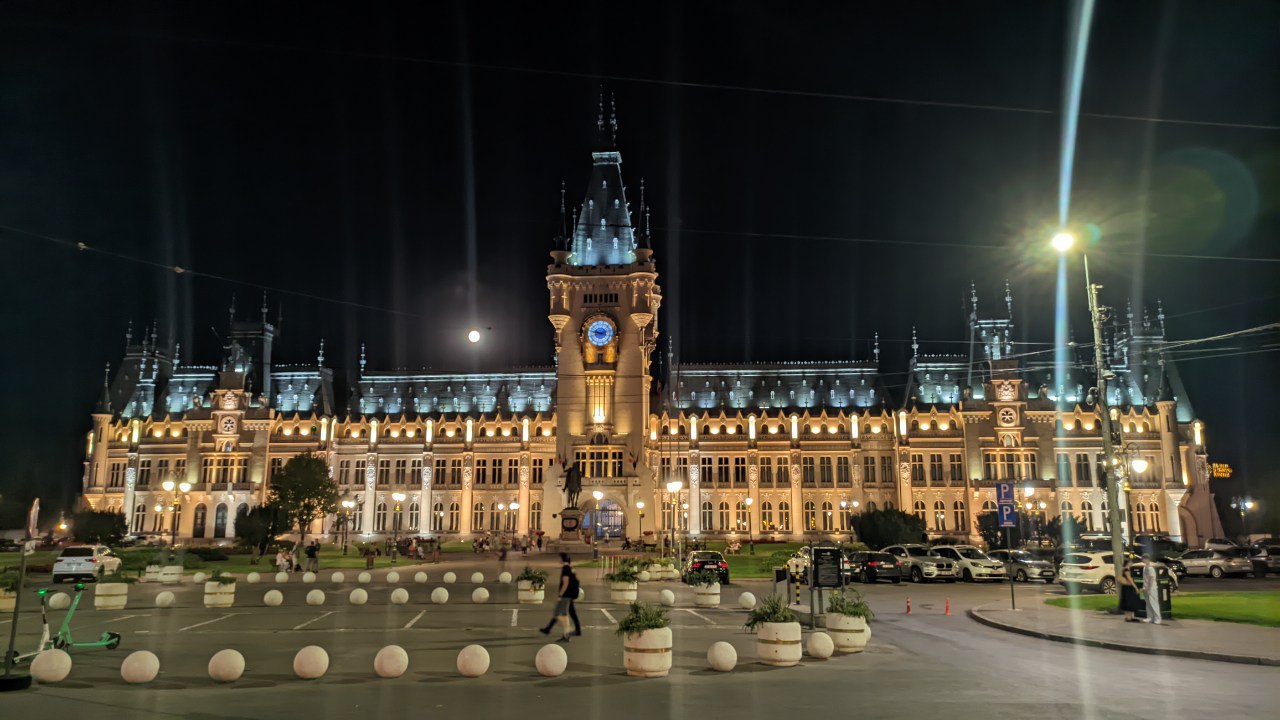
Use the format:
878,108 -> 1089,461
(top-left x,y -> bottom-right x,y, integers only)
826,614 -> 871,653
622,627 -> 673,678
159,565 -> 183,584
94,583 -> 129,611
756,621 -> 803,667
647,563 -> 665,577
610,581 -> 638,604
516,580 -> 545,604
0,590 -> 15,613
664,566 -> 680,580
143,565 -> 161,583
204,581 -> 236,608
693,583 -> 721,608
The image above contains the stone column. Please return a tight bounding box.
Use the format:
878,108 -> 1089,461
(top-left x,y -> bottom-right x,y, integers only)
362,451 -> 377,535
789,449 -> 803,538
517,451 -> 531,536
459,452 -> 474,535
687,450 -> 701,536
123,452 -> 138,533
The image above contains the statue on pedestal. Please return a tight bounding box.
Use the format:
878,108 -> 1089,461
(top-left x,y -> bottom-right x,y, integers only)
563,462 -> 583,508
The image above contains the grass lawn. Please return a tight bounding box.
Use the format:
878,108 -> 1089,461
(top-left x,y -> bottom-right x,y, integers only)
1046,591 -> 1280,627
0,550 -> 60,573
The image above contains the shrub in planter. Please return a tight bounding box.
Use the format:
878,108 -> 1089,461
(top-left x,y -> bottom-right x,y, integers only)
616,602 -> 672,677
516,566 -> 547,604
94,573 -> 133,610
604,567 -> 640,604
744,594 -> 801,667
825,589 -> 873,653
688,569 -> 721,608
204,569 -> 236,608
1,570 -> 22,612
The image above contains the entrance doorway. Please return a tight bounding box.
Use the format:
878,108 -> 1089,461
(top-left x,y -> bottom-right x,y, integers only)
581,498 -> 626,538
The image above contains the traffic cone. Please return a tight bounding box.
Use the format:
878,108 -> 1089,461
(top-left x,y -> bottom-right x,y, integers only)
945,597 -> 951,616
906,596 -> 912,615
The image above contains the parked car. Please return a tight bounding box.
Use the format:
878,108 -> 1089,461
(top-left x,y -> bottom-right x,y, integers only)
1058,551 -> 1120,594
1158,555 -> 1188,578
1179,548 -> 1252,578
789,545 -> 852,583
682,550 -> 730,584
989,549 -> 1056,582
883,544 -> 957,583
846,550 -> 903,584
1204,538 -> 1239,551
1248,546 -> 1280,576
52,545 -> 122,583
933,545 -> 1007,582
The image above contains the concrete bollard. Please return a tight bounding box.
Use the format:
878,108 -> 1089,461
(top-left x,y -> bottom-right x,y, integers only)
303,572 -> 317,584
120,650 -> 160,684
738,592 -> 757,610
470,572 -> 485,584
192,572 -> 207,584
390,588 -> 409,605
431,587 -> 449,604
306,589 -> 326,606
330,572 -> 345,584
293,646 -> 329,679
472,587 -> 490,604
659,589 -> 676,607
31,649 -> 72,684
807,632 -> 834,659
208,649 -> 245,683
264,589 -> 284,606
443,572 -> 457,584
155,591 -> 176,608
707,641 -> 738,672
498,571 -> 512,584
386,571 -> 400,584
358,572 -> 372,584
456,644 -> 490,677
349,588 -> 368,605
535,643 -> 568,677
47,592 -> 71,610
374,645 -> 409,678
414,572 -> 428,583
246,572 -> 261,584
275,572 -> 289,584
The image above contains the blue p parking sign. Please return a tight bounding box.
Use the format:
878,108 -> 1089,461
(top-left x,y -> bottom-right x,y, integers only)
996,482 -> 1014,504
998,503 -> 1017,528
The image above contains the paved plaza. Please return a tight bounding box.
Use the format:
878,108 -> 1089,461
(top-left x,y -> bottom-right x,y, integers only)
3,555 -> 1276,719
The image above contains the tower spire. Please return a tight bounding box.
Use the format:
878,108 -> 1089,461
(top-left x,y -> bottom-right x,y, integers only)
874,332 -> 881,365
95,363 -> 112,414
359,343 -> 367,376
125,321 -> 133,352
559,180 -> 567,239
317,338 -> 326,367
912,327 -> 919,361
1004,279 -> 1013,319
228,294 -> 237,330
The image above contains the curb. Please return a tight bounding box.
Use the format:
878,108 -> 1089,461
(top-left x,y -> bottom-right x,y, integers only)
967,607 -> 1278,667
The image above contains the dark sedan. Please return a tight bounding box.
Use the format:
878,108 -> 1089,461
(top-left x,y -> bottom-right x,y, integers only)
846,551 -> 904,584
682,550 -> 730,584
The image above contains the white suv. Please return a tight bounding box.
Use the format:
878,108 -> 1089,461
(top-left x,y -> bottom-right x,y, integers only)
933,545 -> 1007,582
1058,551 -> 1119,594
52,545 -> 122,583
883,544 -> 957,583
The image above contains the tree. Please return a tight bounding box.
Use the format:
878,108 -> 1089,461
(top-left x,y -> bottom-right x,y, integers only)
977,510 -> 1025,550
851,509 -> 927,549
71,509 -> 127,545
235,504 -> 289,562
1044,514 -> 1083,548
267,453 -> 338,548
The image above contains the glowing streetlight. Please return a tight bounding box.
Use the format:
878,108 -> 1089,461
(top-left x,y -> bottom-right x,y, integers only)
467,329 -> 481,343
636,500 -> 645,545
162,479 -> 174,492
591,490 -> 604,541
1022,485 -> 1035,498
391,491 -> 407,563
1130,457 -> 1149,474
1051,230 -> 1076,253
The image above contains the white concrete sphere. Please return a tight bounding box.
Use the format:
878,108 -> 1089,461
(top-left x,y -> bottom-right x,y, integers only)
349,588 -> 368,605
390,588 -> 410,605
275,572 -> 289,583
659,589 -> 676,607
303,572 -> 317,584
207,649 -> 245,683
443,572 -> 457,584
498,571 -> 512,584
374,645 -> 409,679
470,572 -> 484,584
47,592 -> 71,610
263,589 -> 284,606
414,572 -> 428,583
330,572 -> 345,584
31,649 -> 72,684
807,632 -> 834,660
431,587 -> 449,604
738,592 -> 757,610
535,643 -> 568,677
192,572 -> 207,584
471,588 -> 490,604
306,590 -> 326,606
357,572 -> 372,584
293,645 -> 329,679
387,571 -> 401,584
120,650 -> 160,684
246,572 -> 261,584
155,591 -> 176,608
638,570 -> 651,582
707,641 -> 738,672
456,644 -> 490,677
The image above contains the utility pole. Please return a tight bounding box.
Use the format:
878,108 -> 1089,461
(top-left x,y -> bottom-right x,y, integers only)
1084,255 -> 1125,609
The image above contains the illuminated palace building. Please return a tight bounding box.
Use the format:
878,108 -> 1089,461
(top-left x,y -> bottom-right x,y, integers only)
79,124 -> 1224,547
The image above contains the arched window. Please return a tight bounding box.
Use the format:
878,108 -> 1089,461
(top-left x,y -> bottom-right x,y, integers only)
701,501 -> 714,532
1061,500 -> 1073,514
473,502 -> 485,531
132,504 -> 146,533
213,503 -> 228,538
408,502 -> 420,531
1081,500 -> 1094,531
760,501 -> 774,531
778,501 -> 792,532
821,501 -> 834,531
982,500 -> 997,513
718,501 -> 730,531
1133,502 -> 1146,533
662,501 -> 673,530
353,501 -> 364,532
913,500 -> 926,522
448,502 -> 460,532
932,500 -> 946,531
375,502 -> 388,532
866,501 -> 877,513
803,501 -> 817,530
1149,502 -> 1161,532
735,501 -> 749,531
531,501 -> 542,531
884,500 -> 895,511
952,500 -> 967,531
432,502 -> 444,532
489,505 -> 501,532
192,503 -> 208,538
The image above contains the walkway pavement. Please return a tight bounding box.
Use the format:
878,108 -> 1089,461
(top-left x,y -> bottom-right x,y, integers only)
969,601 -> 1280,666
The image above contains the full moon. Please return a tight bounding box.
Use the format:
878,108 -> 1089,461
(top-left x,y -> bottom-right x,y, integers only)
467,329 -> 481,343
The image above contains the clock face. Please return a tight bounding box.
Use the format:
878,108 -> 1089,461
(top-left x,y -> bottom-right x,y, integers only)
998,408 -> 1017,426
587,319 -> 615,347
219,416 -> 237,434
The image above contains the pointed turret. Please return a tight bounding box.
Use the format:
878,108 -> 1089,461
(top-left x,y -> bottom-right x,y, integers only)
568,94 -> 637,266
95,363 -> 113,415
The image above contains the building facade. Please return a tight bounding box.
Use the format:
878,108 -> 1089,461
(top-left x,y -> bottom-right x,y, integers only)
79,125 -> 1224,547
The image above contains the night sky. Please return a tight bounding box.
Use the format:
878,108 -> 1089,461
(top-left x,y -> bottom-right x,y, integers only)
1,2 -> 1276,526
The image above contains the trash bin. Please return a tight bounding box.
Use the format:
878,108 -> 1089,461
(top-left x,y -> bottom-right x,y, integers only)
1132,564 -> 1173,620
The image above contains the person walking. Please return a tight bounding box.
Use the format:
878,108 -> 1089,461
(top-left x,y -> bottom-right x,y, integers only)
431,539 -> 441,563
541,553 -> 582,640
1119,558 -> 1142,622
305,541 -> 319,573
275,548 -> 289,575
1143,556 -> 1163,625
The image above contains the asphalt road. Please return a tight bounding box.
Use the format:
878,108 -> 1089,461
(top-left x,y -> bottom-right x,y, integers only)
2,556 -> 1276,719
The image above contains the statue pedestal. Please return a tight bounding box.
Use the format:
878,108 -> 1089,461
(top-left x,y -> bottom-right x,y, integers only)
559,508 -> 584,540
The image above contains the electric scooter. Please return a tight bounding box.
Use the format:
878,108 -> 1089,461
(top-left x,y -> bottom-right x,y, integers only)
10,584 -> 121,664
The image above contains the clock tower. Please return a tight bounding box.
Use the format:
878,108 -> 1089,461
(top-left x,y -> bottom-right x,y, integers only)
544,105 -> 662,538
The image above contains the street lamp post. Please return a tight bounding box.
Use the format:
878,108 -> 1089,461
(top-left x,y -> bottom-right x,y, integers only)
391,491 -> 406,564
510,501 -> 520,537
745,496 -> 755,554
636,500 -> 645,548
340,498 -> 355,555
666,480 -> 682,561
591,490 -> 604,540
1054,230 -> 1126,606
160,479 -> 190,547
